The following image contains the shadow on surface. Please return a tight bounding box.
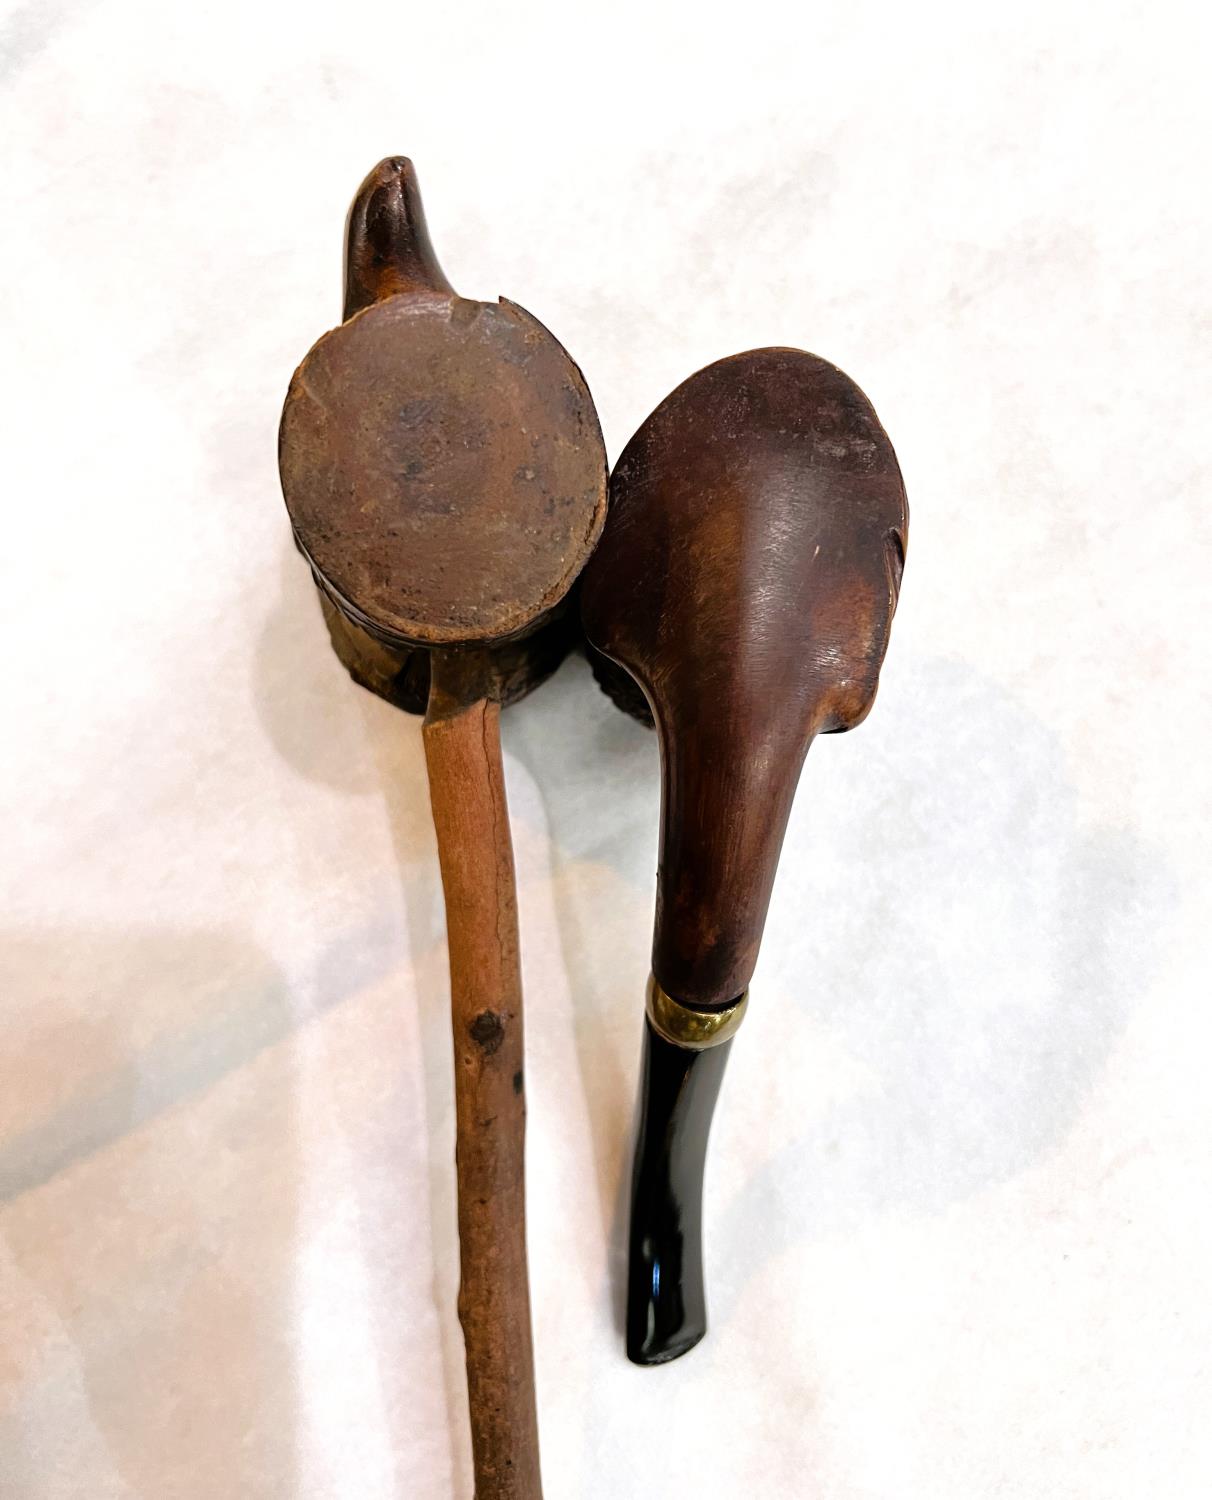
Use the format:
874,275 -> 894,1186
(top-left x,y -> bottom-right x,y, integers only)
506,650 -> 659,1338
0,927 -> 301,1500
253,540 -> 470,1496
708,652 -> 1174,1318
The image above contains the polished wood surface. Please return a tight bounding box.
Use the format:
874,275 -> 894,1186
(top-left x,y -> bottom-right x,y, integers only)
343,153 -> 456,318
583,347 -> 907,1364
582,348 -> 908,1010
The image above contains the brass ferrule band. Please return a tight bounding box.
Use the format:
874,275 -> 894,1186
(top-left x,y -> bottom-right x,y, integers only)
645,975 -> 749,1051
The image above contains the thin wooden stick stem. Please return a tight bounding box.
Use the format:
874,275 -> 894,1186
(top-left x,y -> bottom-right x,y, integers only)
423,655 -> 542,1500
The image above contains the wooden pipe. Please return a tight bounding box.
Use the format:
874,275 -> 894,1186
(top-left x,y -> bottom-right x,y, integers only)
279,158 -> 607,1495
581,348 -> 908,1364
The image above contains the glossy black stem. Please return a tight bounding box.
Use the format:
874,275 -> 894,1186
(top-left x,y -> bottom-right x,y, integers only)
627,1018 -> 733,1365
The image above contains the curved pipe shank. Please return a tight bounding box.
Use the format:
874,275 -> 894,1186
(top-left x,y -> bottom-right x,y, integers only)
582,348 -> 908,1363
655,705 -> 815,1007
344,155 -> 454,319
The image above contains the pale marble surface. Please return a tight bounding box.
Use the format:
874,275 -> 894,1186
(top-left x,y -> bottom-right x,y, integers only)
2,1 -> 1210,1495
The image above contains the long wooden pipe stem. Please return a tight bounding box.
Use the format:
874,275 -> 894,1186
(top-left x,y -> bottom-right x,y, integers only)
424,651 -> 542,1497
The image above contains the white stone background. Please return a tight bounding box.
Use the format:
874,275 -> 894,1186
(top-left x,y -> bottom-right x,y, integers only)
2,1 -> 1210,1495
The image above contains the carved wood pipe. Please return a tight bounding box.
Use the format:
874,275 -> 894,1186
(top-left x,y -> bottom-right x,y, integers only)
581,349 -> 908,1364
279,159 -> 607,1495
